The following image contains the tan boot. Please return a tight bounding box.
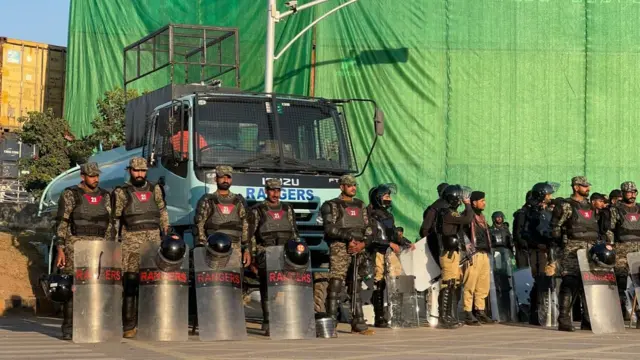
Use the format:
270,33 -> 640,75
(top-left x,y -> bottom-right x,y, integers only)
123,328 -> 137,338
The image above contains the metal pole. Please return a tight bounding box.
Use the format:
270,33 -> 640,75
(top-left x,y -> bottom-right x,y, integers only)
265,0 -> 277,93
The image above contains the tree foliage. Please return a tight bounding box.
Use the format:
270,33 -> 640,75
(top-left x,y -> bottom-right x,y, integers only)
89,88 -> 139,150
16,109 -> 94,199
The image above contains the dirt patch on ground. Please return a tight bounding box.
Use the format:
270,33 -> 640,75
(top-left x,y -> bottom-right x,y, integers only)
0,230 -> 51,314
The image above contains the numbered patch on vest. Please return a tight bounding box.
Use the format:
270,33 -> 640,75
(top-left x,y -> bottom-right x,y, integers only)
217,204 -> 236,215
346,207 -> 360,217
134,191 -> 152,203
267,210 -> 284,220
83,194 -> 103,205
577,209 -> 593,219
626,213 -> 640,222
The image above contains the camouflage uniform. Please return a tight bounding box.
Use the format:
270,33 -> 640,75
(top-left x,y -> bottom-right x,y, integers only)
606,181 -> 640,322
54,162 -> 112,339
552,176 -> 598,331
112,157 -> 169,336
194,166 -> 250,258
248,178 -> 300,334
113,159 -> 169,273
320,175 -> 374,334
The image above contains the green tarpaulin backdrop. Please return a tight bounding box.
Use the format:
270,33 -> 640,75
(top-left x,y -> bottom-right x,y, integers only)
65,0 -> 640,237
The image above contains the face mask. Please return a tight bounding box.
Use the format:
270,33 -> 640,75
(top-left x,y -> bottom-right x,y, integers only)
382,199 -> 392,208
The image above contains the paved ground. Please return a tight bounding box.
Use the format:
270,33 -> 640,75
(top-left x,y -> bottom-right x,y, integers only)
1,315 -> 639,360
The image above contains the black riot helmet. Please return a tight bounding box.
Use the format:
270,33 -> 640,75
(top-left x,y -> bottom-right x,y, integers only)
589,243 -> 616,268
206,232 -> 233,258
441,185 -> 464,209
368,183 -> 397,210
40,273 -> 73,303
437,183 -> 450,198
531,182 -> 555,203
159,233 -> 187,262
283,239 -> 310,270
491,211 -> 505,223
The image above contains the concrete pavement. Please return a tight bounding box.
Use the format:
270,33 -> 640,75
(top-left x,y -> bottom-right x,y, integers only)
0,315 -> 638,360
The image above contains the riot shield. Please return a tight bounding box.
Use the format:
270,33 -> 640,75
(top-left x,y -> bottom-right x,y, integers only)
577,249 -> 625,334
492,248 -> 518,322
385,248 -> 418,328
137,242 -> 189,342
513,267 -> 534,322
538,276 -> 558,328
427,281 -> 440,327
398,238 -> 441,292
487,256 -> 500,321
266,246 -> 315,340
73,241 -> 123,343
626,252 -> 640,307
194,247 -> 247,341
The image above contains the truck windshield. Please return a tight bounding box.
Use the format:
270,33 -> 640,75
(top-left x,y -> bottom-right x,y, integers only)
193,95 -> 357,173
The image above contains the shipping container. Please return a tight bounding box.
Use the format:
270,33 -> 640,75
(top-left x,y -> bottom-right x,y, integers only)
0,132 -> 35,161
0,37 -> 66,131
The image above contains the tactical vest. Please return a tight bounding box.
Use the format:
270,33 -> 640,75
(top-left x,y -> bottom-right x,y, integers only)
370,209 -> 395,246
204,193 -> 243,241
121,182 -> 161,231
334,199 -> 366,240
69,186 -> 110,237
256,202 -> 295,246
490,227 -> 509,248
615,203 -> 640,242
565,199 -> 599,241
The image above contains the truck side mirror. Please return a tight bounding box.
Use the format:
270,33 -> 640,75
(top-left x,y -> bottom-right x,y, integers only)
374,107 -> 385,137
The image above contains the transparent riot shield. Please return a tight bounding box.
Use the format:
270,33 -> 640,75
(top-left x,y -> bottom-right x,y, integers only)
73,241 -> 123,343
626,252 -> 640,306
194,247 -> 247,341
137,242 -> 189,341
487,256 -> 500,321
577,249 -> 625,334
427,280 -> 440,327
493,248 -> 518,322
385,248 -> 419,328
266,246 -> 315,340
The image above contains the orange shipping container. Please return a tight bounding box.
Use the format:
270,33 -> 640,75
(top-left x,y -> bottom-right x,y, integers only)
0,37 -> 66,132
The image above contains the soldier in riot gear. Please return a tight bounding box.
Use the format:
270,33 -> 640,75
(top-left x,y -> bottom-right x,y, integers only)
194,166 -> 251,266
54,162 -> 113,340
552,176 -> 598,331
606,181 -> 640,325
434,185 -> 474,329
522,182 -> 556,326
420,183 -> 450,261
367,183 -> 413,328
513,191 -> 533,268
490,211 -> 513,252
249,178 -> 300,336
320,175 -> 375,335
112,157 -> 169,338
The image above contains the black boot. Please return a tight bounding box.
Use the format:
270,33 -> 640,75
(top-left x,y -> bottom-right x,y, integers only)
122,272 -> 139,338
326,278 -> 343,322
437,281 -> 461,329
475,309 -> 497,324
351,295 -> 375,335
558,276 -> 577,332
451,282 -> 464,326
373,281 -> 388,328
529,279 -> 540,325
635,310 -> 640,329
61,300 -> 73,340
462,311 -> 481,326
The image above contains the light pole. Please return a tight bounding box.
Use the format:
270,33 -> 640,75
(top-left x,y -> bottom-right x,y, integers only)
264,0 -> 359,94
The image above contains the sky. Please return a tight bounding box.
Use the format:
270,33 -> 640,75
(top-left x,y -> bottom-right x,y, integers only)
0,0 -> 71,46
